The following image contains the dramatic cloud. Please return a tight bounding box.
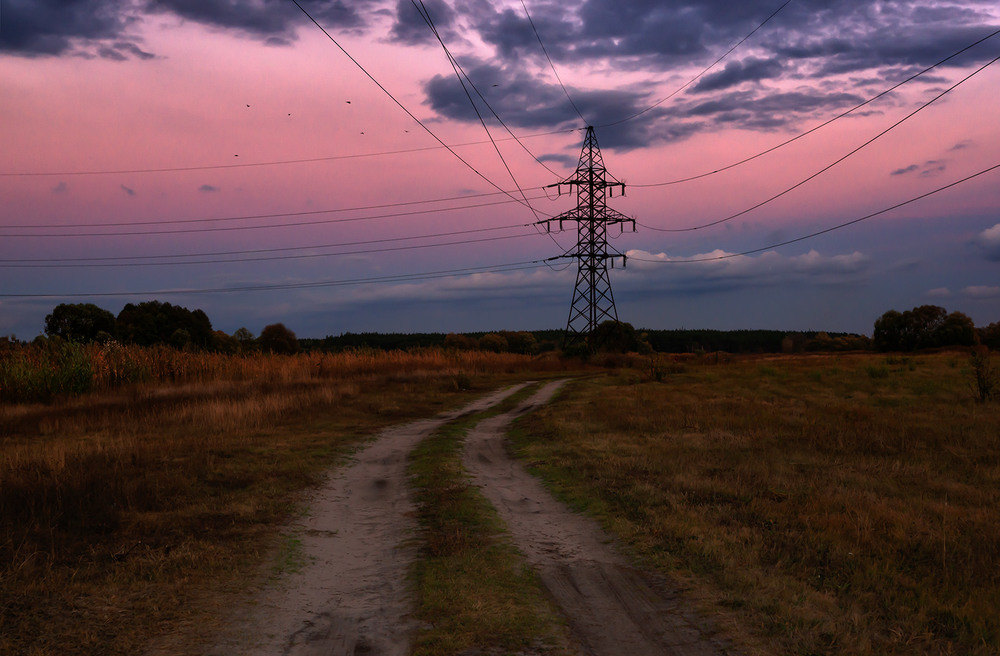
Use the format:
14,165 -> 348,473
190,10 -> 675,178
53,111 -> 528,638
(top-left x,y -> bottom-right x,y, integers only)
388,0 -> 457,45
0,0 -> 367,57
691,57 -> 784,92
0,0 -> 143,57
422,59 -> 655,146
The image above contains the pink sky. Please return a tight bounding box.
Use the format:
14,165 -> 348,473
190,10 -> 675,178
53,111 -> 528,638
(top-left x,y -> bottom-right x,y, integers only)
2,1 -> 999,338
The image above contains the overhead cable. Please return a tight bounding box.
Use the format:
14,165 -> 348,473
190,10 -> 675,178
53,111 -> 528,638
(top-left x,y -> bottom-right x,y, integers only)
631,26 -> 1000,190
639,51 -> 1000,233
0,259 -> 564,299
597,0 -> 793,129
520,0 -> 587,125
288,0 -> 539,214
631,160 -> 1000,264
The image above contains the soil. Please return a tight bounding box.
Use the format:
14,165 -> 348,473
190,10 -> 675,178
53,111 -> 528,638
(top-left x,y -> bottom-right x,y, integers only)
150,381 -> 738,655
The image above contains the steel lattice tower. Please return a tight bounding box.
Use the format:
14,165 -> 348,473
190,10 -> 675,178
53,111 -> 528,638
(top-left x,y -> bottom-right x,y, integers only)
538,126 -> 634,348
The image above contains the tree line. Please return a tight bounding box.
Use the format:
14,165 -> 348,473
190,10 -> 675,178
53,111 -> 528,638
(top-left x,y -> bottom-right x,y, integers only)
22,301 -> 999,356
40,301 -> 300,354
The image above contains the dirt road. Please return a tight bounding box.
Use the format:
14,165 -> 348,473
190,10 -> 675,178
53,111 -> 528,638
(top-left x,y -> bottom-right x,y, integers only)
464,380 -> 736,656
193,384 -> 530,656
155,381 -> 733,655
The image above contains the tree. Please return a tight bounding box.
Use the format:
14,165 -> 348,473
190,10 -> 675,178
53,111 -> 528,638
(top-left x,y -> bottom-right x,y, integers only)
444,333 -> 476,350
478,333 -> 508,353
873,310 -> 905,351
258,323 -> 299,354
590,320 -> 641,353
44,303 -> 116,343
980,322 -> 1000,349
233,327 -> 255,345
117,301 -> 213,349
875,305 -> 976,351
504,331 -> 538,355
212,330 -> 240,354
934,311 -> 976,347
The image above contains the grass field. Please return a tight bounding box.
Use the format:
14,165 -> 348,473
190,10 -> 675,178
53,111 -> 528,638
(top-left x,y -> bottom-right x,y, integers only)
4,344 -> 998,655
0,345 -> 570,656
511,350 -> 1000,655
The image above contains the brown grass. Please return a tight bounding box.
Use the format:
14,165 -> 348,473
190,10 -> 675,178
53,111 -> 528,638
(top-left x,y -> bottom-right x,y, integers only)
0,347 -> 572,656
511,351 -> 1000,655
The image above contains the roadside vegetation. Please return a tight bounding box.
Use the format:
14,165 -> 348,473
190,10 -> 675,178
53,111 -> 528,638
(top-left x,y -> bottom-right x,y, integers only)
407,384 -> 572,656
511,350 -> 1000,655
0,346 -> 570,656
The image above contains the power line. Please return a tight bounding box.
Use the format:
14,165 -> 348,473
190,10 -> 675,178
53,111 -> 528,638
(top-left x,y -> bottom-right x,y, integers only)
597,0 -> 793,129
0,194 -> 554,238
288,0 -> 539,216
0,228 -> 544,268
409,0 -> 577,257
0,259 -> 563,299
411,0 -> 547,220
414,0 -> 562,179
0,2 -> 790,181
630,26 -> 1000,190
520,0 -> 586,125
0,189 -> 549,230
639,50 -> 1000,233
0,133 -> 577,178
630,160 -> 1000,264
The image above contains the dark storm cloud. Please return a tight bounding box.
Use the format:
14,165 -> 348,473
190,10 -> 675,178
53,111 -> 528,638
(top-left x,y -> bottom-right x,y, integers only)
691,57 -> 784,92
422,59 -> 664,148
148,0 -> 365,44
447,1 -> 999,148
388,0 -> 457,45
0,0 -> 143,57
665,88 -> 865,133
473,4 -> 573,61
0,0 -> 368,57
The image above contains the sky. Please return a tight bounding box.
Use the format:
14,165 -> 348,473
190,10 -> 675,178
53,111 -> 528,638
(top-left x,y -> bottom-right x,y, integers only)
1,0 -> 999,340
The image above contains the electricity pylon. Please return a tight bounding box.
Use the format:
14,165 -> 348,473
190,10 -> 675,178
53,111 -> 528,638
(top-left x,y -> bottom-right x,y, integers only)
537,126 -> 635,348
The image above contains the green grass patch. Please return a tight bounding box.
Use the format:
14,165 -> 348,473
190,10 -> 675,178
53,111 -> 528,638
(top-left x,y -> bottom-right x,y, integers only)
407,385 -> 571,656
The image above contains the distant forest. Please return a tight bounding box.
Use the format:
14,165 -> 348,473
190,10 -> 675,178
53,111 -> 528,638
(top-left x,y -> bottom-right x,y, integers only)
24,301 -> 999,354
301,329 -> 869,355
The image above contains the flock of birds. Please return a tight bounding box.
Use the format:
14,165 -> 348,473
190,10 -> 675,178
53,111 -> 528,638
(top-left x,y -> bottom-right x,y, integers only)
235,99 -> 384,156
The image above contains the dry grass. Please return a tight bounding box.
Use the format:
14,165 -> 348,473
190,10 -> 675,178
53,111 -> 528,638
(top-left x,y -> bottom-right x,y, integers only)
512,351 -> 1000,655
0,347 -> 571,656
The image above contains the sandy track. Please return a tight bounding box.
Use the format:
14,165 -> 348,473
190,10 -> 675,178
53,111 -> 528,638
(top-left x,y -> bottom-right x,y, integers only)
463,380 -> 737,656
152,381 -> 734,655
192,384 -> 529,656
